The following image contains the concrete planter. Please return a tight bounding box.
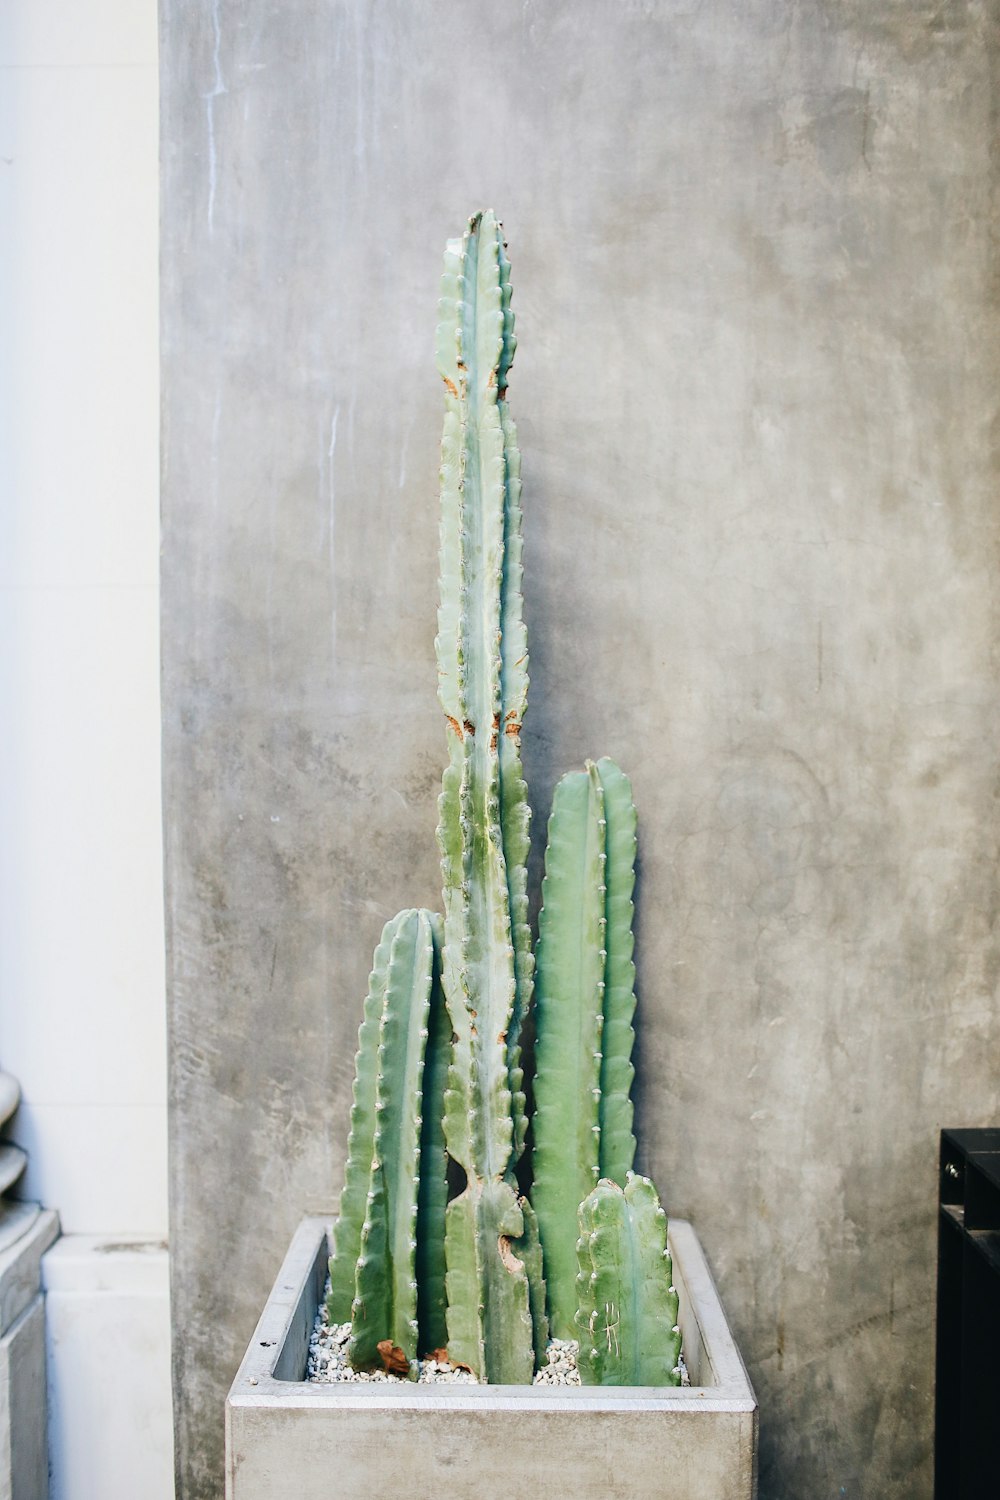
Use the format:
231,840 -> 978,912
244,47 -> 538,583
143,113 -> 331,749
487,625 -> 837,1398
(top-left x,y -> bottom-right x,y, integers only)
226,1214 -> 757,1499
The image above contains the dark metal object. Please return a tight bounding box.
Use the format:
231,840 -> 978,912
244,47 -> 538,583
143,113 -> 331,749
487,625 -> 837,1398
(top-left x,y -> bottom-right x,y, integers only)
935,1128 -> 1000,1498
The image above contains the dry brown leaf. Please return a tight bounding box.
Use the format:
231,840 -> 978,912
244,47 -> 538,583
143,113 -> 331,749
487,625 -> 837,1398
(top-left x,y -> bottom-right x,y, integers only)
376,1340 -> 411,1376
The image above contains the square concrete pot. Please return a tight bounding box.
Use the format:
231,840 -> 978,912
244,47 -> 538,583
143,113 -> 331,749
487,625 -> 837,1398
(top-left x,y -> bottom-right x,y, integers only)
227,1214 -> 757,1499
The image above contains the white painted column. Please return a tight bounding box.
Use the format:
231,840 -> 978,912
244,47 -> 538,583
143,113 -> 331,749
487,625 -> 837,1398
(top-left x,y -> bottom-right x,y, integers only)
0,4 -> 171,1497
42,1240 -> 172,1500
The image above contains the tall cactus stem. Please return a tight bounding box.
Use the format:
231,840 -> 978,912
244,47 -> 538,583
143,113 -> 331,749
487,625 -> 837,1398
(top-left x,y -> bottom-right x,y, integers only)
434,210 -> 536,1380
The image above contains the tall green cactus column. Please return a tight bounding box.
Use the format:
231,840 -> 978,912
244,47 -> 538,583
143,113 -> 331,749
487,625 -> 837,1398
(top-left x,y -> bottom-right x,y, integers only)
435,211 -> 535,1382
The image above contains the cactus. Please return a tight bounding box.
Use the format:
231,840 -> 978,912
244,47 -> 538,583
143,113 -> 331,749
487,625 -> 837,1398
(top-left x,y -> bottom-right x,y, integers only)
575,1174 -> 681,1387
327,908 -> 446,1375
325,212 -> 678,1389
434,209 -> 537,1382
532,757 -> 638,1337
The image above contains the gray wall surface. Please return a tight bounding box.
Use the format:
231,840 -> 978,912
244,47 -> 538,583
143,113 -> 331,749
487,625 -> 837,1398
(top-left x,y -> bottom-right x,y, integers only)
160,3 -> 1000,1495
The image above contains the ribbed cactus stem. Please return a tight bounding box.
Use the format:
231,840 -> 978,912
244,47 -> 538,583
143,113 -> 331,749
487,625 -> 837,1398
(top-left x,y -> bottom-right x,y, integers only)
575,1174 -> 681,1387
328,913 -> 403,1324
532,763 -> 606,1337
350,908 -> 440,1376
327,909 -> 444,1377
532,758 -> 639,1337
434,210 -> 536,1382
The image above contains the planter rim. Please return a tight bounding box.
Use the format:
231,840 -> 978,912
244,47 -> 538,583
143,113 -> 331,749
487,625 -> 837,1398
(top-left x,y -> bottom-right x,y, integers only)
229,1213 -> 757,1416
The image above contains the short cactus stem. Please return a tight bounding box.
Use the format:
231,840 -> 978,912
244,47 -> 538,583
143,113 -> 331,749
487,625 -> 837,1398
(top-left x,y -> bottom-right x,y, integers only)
327,908 -> 445,1377
575,1174 -> 681,1387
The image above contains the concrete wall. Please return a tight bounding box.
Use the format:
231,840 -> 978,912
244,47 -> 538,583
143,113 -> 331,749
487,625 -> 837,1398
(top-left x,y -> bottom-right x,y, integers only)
0,3 -> 172,1495
161,4 -> 1000,1496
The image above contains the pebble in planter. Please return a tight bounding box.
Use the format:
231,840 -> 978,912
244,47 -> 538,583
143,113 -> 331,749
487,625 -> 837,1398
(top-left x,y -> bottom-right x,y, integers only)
327,210 -> 680,1388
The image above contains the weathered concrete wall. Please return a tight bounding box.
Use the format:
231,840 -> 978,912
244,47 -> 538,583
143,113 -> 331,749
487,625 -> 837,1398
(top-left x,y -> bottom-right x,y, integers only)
161,3 -> 1000,1495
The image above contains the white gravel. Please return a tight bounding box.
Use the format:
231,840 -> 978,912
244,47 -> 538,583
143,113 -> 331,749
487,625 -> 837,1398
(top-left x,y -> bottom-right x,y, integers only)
533,1338 -> 582,1385
307,1303 -> 479,1383
308,1283 -> 686,1386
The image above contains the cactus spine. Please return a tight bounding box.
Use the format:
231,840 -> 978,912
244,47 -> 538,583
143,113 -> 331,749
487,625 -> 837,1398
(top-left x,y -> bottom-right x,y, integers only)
532,757 -> 638,1337
575,1174 -> 681,1387
327,908 -> 446,1375
435,210 -> 536,1382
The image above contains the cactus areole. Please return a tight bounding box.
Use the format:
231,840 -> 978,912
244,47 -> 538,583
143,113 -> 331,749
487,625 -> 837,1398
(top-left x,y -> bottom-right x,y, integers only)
328,212 -> 680,1387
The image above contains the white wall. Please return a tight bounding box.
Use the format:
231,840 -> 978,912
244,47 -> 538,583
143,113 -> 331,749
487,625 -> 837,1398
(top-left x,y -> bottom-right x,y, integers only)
0,0 -> 165,1236
0,4 -> 171,1495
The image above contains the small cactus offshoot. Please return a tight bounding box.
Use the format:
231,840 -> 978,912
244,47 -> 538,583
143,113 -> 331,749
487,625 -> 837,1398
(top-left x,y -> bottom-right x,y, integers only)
575,1174 -> 681,1387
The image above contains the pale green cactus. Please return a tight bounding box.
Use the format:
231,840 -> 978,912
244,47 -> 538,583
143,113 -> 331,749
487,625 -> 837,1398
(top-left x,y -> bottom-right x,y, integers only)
575,1174 -> 681,1387
326,213 -> 679,1388
532,757 -> 638,1337
435,209 -> 539,1382
327,908 -> 446,1375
